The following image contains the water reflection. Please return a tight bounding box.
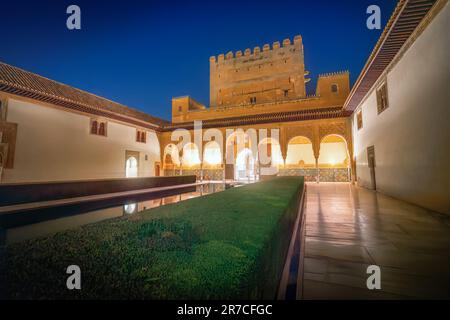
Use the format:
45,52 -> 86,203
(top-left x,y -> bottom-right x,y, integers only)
1,183 -> 230,245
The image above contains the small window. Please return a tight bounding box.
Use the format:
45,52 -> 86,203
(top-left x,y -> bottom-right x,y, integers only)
1,98 -> 8,121
331,84 -> 338,93
91,119 -> 107,136
136,129 -> 146,143
357,111 -> 363,130
178,106 -> 182,112
376,82 -> 389,114
91,120 -> 98,134
284,90 -> 289,97
98,123 -> 106,136
249,97 -> 256,104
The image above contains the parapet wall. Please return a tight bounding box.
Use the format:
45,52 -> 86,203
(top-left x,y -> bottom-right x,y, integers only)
316,71 -> 350,105
209,35 -> 303,63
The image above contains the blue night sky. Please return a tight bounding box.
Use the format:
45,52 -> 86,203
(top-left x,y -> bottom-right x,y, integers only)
1,0 -> 397,120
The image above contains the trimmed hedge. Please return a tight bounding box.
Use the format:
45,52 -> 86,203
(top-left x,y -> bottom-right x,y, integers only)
0,177 -> 304,299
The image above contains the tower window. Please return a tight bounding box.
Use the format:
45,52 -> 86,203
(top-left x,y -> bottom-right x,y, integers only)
331,84 -> 338,93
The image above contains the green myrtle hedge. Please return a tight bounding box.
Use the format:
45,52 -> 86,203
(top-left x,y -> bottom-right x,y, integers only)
1,176 -> 304,299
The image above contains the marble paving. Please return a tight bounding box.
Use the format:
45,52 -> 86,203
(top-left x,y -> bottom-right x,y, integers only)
301,182 -> 450,299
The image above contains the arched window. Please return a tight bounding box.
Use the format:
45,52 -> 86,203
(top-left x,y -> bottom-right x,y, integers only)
136,130 -> 146,143
126,157 -> 138,178
99,122 -> 106,136
331,84 -> 338,93
91,120 -> 98,134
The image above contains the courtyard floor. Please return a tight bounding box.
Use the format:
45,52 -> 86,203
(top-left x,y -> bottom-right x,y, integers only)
301,182 -> 450,299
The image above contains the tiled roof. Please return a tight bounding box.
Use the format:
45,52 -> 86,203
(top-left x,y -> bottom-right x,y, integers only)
343,0 -> 438,112
0,62 -> 170,129
0,61 -> 350,131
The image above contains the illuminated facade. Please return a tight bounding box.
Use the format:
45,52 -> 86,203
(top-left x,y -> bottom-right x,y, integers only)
0,0 -> 448,214
164,34 -> 352,182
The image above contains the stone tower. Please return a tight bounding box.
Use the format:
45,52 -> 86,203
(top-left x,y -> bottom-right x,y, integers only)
209,35 -> 308,108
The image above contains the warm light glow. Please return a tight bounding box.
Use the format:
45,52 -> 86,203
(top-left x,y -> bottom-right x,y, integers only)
286,136 -> 315,166
182,143 -> 201,166
164,144 -> 181,166
258,139 -> 283,166
203,142 -> 222,165
235,148 -> 256,180
124,203 -> 137,214
125,157 -> 138,178
318,135 -> 348,168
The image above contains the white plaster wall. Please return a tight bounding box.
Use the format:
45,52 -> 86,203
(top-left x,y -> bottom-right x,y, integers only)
352,4 -> 450,214
3,98 -> 160,183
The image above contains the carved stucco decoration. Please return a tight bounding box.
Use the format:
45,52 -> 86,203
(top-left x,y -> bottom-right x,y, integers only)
285,125 -> 315,144
285,125 -> 319,158
318,122 -> 348,141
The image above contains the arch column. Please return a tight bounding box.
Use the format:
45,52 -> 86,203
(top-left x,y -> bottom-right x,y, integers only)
314,155 -> 320,183
222,150 -> 226,182
280,127 -> 288,168
200,141 -> 209,181
179,148 -> 183,176
313,126 -> 321,183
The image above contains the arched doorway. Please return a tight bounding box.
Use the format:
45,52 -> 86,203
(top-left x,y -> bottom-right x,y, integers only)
235,148 -> 256,181
125,156 -> 138,178
203,141 -> 222,165
258,137 -> 283,178
163,144 -> 181,176
284,136 -> 316,181
318,134 -> 350,182
203,141 -> 222,181
182,143 -> 201,179
225,130 -> 257,181
182,143 -> 201,167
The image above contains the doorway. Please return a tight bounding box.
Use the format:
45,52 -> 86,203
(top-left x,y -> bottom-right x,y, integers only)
235,148 -> 256,181
367,146 -> 376,190
125,150 -> 140,178
155,162 -> 161,177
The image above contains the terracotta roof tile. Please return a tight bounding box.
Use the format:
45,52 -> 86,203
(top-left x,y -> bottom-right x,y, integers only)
0,62 -> 170,129
344,0 -> 437,112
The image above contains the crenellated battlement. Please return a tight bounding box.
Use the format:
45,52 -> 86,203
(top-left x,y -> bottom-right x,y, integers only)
318,70 -> 350,78
209,35 -> 303,63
